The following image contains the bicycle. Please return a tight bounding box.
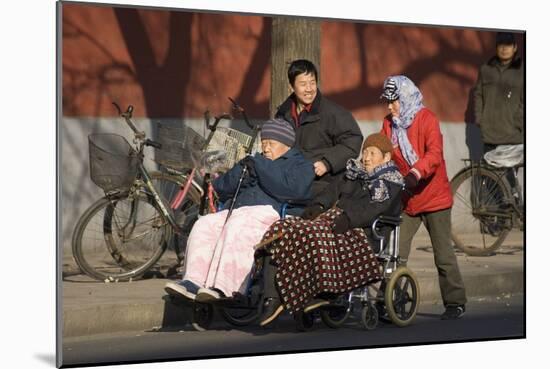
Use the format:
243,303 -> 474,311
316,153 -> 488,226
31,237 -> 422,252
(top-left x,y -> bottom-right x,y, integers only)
450,159 -> 524,256
72,102 -> 251,281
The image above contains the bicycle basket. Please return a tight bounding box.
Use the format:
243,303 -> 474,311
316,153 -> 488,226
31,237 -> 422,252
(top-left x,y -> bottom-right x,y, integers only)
155,123 -> 206,169
205,127 -> 252,172
88,134 -> 139,193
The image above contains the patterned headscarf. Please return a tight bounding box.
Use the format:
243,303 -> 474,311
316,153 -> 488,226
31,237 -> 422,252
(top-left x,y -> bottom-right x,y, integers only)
381,75 -> 425,166
345,159 -> 404,202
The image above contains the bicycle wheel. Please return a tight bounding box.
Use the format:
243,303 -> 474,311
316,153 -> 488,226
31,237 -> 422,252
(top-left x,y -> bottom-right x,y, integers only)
451,166 -> 513,256
320,293 -> 352,329
149,172 -> 201,262
72,191 -> 170,281
384,267 -> 419,327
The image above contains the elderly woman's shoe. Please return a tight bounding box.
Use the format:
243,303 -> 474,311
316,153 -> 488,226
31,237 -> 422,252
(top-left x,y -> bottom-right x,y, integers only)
303,298 -> 329,313
259,298 -> 284,326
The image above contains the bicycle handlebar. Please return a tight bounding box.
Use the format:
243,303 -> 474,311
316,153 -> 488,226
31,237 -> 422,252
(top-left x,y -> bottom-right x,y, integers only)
227,97 -> 261,154
112,102 -> 146,140
145,139 -> 162,149
228,97 -> 254,130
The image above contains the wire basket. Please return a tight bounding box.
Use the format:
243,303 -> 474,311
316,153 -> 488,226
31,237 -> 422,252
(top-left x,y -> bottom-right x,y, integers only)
88,134 -> 139,193
205,127 -> 252,172
155,123 -> 206,169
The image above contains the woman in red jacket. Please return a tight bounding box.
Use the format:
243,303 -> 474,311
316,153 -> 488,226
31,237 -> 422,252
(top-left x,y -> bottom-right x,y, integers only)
380,75 -> 467,320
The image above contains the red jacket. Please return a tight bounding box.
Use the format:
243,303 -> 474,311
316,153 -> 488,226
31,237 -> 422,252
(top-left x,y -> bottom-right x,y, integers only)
381,108 -> 453,216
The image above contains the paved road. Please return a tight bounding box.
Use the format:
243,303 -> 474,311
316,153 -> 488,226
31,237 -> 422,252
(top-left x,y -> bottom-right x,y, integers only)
62,293 -> 524,367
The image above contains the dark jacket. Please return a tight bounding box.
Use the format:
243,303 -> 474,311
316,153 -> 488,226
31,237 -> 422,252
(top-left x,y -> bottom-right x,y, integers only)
275,91 -> 363,194
213,148 -> 315,212
473,55 -> 524,145
310,164 -> 403,230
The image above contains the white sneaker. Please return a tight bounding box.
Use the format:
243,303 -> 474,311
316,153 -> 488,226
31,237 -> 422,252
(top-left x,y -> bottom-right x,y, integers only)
195,287 -> 223,302
164,280 -> 200,300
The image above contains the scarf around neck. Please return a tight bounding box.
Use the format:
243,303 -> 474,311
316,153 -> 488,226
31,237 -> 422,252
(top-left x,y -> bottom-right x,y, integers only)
383,75 -> 425,166
345,159 -> 404,202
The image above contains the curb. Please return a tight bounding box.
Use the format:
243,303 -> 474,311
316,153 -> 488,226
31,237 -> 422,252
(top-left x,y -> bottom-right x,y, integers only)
63,270 -> 524,338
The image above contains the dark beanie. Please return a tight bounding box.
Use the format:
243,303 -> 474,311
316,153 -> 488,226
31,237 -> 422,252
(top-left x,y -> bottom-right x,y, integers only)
496,32 -> 516,46
362,133 -> 393,154
260,118 -> 295,147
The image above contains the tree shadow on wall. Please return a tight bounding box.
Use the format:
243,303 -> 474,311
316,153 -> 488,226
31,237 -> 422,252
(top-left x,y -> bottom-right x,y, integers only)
325,25 -> 494,115
114,8 -> 192,119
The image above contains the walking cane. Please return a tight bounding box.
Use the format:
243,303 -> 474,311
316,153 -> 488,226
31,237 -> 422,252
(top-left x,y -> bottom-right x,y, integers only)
203,97 -> 262,288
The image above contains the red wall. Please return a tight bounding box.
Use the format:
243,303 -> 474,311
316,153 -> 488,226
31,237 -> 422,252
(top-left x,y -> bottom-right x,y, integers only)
62,3 -> 524,122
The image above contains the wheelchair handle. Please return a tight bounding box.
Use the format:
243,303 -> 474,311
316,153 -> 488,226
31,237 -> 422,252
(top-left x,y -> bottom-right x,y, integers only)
371,216 -> 402,240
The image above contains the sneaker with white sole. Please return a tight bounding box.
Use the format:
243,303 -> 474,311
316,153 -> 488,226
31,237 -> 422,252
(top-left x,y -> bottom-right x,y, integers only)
303,298 -> 330,313
164,280 -> 200,300
441,304 -> 466,320
195,287 -> 224,302
259,298 -> 284,327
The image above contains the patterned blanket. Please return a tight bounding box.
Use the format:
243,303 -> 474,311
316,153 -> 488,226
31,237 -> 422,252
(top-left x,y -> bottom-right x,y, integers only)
262,208 -> 381,312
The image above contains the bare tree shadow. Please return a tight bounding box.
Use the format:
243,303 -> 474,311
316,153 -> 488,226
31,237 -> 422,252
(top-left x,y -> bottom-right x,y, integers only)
114,8 -> 192,119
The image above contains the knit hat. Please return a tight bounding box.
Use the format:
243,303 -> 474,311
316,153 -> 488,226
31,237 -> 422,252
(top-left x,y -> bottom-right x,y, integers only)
362,133 -> 393,154
496,32 -> 516,46
260,118 -> 295,147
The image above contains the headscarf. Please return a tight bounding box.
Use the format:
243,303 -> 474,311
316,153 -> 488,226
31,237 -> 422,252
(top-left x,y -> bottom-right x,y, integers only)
381,75 -> 425,166
345,159 -> 404,202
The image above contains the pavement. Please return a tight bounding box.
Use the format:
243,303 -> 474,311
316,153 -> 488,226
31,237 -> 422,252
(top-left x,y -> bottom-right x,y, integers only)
61,230 -> 524,338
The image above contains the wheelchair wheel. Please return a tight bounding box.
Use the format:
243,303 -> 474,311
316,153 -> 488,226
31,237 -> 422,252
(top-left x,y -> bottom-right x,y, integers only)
219,304 -> 263,327
361,302 -> 379,331
320,293 -> 352,329
294,311 -> 315,332
191,302 -> 214,331
384,267 -> 419,327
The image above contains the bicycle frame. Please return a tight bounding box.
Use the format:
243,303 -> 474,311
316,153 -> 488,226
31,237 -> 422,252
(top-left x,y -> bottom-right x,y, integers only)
111,103 -> 181,235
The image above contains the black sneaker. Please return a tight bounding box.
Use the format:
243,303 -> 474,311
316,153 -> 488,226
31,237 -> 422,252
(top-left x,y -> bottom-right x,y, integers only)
259,298 -> 284,327
441,304 -> 466,320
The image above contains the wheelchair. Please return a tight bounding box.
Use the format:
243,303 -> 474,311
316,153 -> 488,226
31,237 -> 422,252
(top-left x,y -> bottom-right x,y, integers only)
167,206 -> 419,332
315,215 -> 420,331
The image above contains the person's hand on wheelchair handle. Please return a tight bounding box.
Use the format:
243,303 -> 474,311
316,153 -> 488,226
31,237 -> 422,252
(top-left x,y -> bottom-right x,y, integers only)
404,172 -> 419,191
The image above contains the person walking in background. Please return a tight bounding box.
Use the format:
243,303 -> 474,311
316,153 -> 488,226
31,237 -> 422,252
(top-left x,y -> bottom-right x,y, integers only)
380,75 -> 467,320
275,59 -> 363,196
473,31 -> 524,194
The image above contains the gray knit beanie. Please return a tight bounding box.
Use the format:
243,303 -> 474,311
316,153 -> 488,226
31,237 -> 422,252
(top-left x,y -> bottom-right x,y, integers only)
260,118 -> 296,147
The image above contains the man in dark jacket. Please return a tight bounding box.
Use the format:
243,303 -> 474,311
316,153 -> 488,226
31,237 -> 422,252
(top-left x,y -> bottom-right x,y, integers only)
474,32 -> 524,150
275,59 -> 363,195
473,31 -> 524,194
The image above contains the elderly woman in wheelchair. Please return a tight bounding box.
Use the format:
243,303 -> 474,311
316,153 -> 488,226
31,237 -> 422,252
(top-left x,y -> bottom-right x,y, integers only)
258,133 -> 420,330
